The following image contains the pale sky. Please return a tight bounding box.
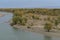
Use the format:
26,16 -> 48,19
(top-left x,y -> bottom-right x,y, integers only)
0,0 -> 60,8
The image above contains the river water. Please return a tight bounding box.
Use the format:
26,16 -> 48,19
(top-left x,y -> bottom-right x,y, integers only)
0,12 -> 60,40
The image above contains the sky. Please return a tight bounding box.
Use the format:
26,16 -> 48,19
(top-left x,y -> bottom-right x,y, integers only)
0,0 -> 60,8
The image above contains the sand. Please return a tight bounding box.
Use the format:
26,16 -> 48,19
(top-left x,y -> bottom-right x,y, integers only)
12,25 -> 60,37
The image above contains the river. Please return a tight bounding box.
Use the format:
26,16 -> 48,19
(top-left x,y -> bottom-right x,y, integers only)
0,11 -> 60,40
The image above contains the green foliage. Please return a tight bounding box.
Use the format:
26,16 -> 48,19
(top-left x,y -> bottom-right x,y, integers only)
0,8 -> 60,16
12,16 -> 19,25
1,8 -> 60,26
11,15 -> 27,26
32,15 -> 40,19
13,10 -> 24,17
57,16 -> 60,23
47,16 -> 51,21
44,22 -> 52,32
20,16 -> 27,25
54,20 -> 59,27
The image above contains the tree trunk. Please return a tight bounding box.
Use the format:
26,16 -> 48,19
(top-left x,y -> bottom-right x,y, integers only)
47,30 -> 50,32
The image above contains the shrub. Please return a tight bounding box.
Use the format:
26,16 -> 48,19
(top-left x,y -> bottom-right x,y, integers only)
54,20 -> 59,27
32,15 -> 40,20
44,22 -> 52,32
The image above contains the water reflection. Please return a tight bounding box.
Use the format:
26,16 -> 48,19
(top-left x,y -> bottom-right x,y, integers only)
44,35 -> 52,40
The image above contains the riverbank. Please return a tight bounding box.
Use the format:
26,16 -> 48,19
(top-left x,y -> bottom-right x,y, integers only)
12,25 -> 60,37
11,14 -> 60,37
7,8 -> 60,37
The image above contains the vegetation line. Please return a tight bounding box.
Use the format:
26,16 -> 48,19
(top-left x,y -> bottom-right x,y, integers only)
1,8 -> 60,36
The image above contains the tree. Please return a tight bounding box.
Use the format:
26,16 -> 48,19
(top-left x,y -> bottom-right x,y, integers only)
54,20 -> 59,28
17,16 -> 27,25
44,22 -> 52,32
12,16 -> 19,24
57,16 -> 60,23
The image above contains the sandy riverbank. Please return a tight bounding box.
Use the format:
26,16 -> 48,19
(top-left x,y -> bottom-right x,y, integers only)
12,25 -> 60,37
10,14 -> 60,37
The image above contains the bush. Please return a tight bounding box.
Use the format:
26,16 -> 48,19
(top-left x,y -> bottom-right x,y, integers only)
27,26 -> 31,29
10,23 -> 15,26
12,16 -> 19,25
32,15 -> 40,20
18,16 -> 27,25
12,15 -> 27,26
54,20 -> 59,27
44,22 -> 52,32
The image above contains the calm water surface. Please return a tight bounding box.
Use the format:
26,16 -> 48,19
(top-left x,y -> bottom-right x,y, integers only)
0,12 -> 60,40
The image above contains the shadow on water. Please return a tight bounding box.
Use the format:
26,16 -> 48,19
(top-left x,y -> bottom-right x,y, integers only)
44,35 -> 52,40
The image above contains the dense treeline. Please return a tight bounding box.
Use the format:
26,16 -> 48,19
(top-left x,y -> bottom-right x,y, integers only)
0,8 -> 60,16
